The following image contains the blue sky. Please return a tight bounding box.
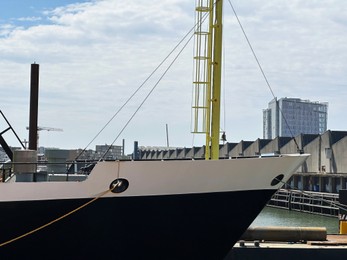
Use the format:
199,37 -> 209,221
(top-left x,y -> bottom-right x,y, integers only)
0,1 -> 45,20
0,1 -> 86,25
0,0 -> 347,153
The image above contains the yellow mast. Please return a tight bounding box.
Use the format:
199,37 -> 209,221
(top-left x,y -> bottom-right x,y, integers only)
210,0 -> 223,160
192,0 -> 223,160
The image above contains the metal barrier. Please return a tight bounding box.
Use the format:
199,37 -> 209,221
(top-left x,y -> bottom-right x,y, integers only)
269,189 -> 339,217
0,161 -> 94,182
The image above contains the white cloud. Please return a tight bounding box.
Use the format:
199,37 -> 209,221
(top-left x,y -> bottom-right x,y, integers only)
0,24 -> 18,37
0,0 -> 346,152
17,16 -> 42,22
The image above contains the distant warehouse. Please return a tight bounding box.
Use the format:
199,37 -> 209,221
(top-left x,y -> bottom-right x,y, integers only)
263,98 -> 328,139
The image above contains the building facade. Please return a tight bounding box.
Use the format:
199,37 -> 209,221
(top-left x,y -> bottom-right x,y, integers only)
263,98 -> 328,139
95,144 -> 123,160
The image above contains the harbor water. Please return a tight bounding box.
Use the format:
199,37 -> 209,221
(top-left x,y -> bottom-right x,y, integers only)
251,206 -> 339,234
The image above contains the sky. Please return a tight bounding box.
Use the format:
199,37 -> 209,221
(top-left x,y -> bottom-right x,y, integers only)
0,0 -> 346,154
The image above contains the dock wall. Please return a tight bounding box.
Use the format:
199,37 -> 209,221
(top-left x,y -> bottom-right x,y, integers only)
140,130 -> 347,175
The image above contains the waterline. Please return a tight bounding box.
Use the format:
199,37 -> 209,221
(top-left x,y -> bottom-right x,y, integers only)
251,206 -> 339,234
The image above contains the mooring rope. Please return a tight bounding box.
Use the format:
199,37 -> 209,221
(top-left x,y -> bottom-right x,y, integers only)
0,187 -> 113,247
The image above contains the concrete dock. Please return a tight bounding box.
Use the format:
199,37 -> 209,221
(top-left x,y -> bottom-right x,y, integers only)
227,234 -> 347,260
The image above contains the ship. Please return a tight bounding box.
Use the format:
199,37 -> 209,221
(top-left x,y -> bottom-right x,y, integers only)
0,1 -> 308,259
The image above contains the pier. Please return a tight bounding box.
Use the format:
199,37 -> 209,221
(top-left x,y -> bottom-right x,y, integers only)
228,234 -> 347,260
269,189 -> 339,217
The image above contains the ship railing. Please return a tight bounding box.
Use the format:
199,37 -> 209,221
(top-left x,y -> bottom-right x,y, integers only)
269,188 -> 339,217
0,160 -> 99,183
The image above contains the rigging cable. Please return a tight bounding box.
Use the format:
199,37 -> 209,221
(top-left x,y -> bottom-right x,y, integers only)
227,0 -> 301,152
221,49 -> 227,143
222,11 -> 227,140
227,1 -> 344,221
100,15 -> 208,160
74,11 -> 209,161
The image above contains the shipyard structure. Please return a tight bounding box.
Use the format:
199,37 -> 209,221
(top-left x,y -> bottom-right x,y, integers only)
140,130 -> 347,187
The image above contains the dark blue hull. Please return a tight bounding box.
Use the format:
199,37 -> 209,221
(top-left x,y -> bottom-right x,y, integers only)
0,189 -> 275,260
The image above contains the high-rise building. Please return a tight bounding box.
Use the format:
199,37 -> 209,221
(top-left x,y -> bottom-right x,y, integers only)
263,98 -> 328,139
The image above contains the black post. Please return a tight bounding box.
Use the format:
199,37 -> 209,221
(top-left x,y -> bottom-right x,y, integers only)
0,134 -> 13,160
29,63 -> 39,151
133,141 -> 139,160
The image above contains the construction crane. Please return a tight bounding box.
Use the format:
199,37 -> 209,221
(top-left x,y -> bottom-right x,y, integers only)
26,126 -> 63,148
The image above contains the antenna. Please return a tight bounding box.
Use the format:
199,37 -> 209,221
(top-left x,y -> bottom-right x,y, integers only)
166,124 -> 170,148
